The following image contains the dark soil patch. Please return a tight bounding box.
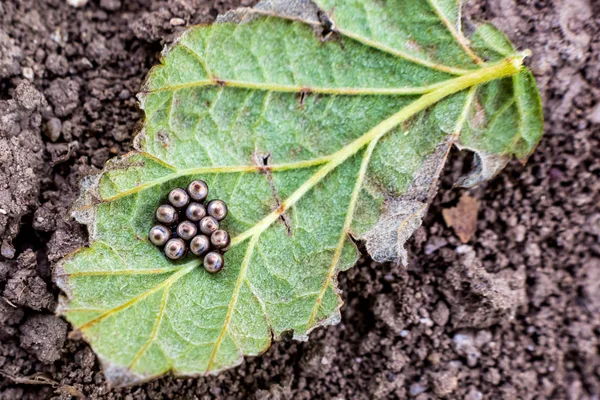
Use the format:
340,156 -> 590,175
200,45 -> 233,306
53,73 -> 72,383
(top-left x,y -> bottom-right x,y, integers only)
1,0 -> 599,399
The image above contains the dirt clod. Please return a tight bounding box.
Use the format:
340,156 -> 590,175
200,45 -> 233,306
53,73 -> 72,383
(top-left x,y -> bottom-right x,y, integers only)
19,314 -> 67,364
431,370 -> 458,397
0,29 -> 23,79
45,78 -> 80,118
441,246 -> 527,328
0,81 -> 46,256
3,250 -> 54,311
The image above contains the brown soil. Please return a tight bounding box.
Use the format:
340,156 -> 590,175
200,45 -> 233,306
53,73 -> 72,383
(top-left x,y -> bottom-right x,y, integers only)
0,0 -> 598,399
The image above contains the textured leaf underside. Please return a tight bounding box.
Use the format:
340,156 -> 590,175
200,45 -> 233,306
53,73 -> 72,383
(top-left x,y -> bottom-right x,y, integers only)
55,0 -> 543,386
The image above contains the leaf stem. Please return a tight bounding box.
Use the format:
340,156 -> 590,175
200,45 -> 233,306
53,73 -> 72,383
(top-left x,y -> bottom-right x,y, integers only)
231,56 -> 524,246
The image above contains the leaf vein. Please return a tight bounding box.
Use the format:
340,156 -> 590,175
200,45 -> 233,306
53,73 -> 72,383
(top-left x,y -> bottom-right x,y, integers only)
76,263 -> 196,331
205,234 -> 260,371
178,43 -> 212,78
128,285 -> 171,369
305,134 -> 380,330
424,0 -> 483,64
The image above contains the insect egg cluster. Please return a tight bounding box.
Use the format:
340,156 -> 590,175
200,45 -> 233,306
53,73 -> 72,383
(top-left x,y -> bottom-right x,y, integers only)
148,180 -> 230,273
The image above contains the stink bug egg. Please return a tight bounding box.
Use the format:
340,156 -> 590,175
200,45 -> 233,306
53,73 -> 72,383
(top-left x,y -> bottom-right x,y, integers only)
204,251 -> 224,273
164,238 -> 186,260
176,220 -> 197,241
186,202 -> 206,222
156,204 -> 177,224
190,234 -> 210,256
187,180 -> 208,202
149,225 -> 170,246
210,229 -> 230,250
168,188 -> 190,208
207,200 -> 228,221
199,216 -> 219,235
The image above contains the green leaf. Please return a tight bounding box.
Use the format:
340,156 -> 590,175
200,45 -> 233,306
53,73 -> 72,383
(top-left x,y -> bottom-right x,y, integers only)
54,0 -> 543,386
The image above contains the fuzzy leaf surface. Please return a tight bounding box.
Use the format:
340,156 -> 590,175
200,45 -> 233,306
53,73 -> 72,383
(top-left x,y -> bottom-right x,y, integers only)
55,0 -> 543,386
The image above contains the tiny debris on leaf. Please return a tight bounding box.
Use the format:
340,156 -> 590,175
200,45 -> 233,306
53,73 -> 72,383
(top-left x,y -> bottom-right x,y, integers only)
442,193 -> 480,243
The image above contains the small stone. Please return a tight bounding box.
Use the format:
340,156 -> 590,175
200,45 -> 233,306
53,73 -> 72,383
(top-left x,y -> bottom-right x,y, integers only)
170,17 -> 185,26
427,352 -> 441,366
514,225 -> 526,242
67,0 -> 89,7
425,237 -> 447,255
100,0 -> 121,10
431,301 -> 450,326
589,102 -> 600,124
474,330 -> 492,347
44,118 -> 62,142
22,67 -> 34,81
465,388 -> 483,400
1,241 -> 15,259
452,330 -> 480,367
118,89 -> 130,100
409,383 -> 427,397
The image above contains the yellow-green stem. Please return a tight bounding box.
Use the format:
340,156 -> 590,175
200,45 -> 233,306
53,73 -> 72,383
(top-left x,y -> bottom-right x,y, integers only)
231,56 -> 524,246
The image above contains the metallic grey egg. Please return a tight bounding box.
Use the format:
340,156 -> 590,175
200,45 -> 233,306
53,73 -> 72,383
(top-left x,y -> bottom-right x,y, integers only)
203,251 -> 224,273
176,220 -> 197,241
186,202 -> 206,222
187,180 -> 208,202
199,216 -> 219,235
156,204 -> 177,224
210,229 -> 230,251
148,225 -> 170,246
168,188 -> 189,208
190,235 -> 210,256
164,238 -> 186,260
207,199 -> 228,221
